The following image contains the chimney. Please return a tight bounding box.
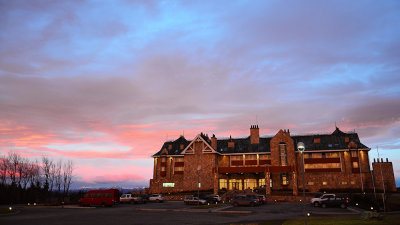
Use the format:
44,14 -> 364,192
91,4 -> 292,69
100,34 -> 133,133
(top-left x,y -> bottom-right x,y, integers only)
228,135 -> 235,148
386,158 -> 388,162
250,125 -> 259,144
211,134 -> 217,150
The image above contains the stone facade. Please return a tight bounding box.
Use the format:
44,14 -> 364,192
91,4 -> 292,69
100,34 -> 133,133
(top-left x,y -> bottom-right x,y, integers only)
149,126 -> 397,195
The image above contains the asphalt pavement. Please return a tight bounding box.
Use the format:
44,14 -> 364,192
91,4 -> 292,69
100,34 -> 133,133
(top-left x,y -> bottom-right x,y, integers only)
0,201 -> 361,225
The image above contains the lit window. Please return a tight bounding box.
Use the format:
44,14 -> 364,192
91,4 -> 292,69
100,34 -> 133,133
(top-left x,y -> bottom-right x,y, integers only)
174,167 -> 183,172
350,181 -> 355,185
322,181 -> 327,185
229,179 -> 242,190
175,157 -> 184,162
352,162 -> 359,168
307,181 -> 314,185
340,181 -> 347,185
281,173 -> 289,185
244,179 -> 257,189
162,183 -> 175,187
219,179 -> 227,189
327,152 -> 339,158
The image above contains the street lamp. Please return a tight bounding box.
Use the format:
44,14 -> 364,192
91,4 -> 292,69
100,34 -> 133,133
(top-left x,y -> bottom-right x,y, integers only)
297,142 -> 307,225
197,167 -> 201,205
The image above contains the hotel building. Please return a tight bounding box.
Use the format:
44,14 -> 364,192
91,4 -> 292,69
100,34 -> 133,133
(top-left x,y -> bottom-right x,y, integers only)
149,126 -> 396,195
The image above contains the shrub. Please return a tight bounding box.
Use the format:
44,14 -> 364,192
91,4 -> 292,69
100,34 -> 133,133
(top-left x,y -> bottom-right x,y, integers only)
360,211 -> 383,220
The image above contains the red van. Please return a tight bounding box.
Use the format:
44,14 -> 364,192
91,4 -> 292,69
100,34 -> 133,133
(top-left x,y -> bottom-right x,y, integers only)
79,189 -> 120,207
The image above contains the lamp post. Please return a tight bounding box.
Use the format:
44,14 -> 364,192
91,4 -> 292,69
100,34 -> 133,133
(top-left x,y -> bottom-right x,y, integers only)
297,142 -> 307,225
197,167 -> 201,205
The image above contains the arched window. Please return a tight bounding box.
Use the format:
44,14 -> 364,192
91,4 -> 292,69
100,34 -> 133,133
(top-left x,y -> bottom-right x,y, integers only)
279,143 -> 288,166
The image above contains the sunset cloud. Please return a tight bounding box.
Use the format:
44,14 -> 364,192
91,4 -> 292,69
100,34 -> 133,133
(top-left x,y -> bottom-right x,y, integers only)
0,0 -> 399,187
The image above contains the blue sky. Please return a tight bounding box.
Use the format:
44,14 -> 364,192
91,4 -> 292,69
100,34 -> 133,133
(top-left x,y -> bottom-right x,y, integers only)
0,0 -> 399,188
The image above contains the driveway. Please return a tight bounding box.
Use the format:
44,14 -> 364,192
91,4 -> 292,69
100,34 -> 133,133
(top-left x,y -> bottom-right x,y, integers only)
0,202 -> 357,225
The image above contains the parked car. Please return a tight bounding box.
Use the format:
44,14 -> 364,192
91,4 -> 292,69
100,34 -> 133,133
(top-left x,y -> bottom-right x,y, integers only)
209,194 -> 222,203
205,194 -> 222,204
149,194 -> 164,203
320,196 -> 350,209
120,194 -> 146,204
79,189 -> 120,207
193,194 -> 221,204
253,185 -> 266,193
256,195 -> 267,204
311,193 -> 336,207
231,195 -> 260,207
184,197 -> 207,205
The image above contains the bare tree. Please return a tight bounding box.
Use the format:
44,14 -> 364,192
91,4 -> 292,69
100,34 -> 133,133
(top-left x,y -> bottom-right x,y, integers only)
18,158 -> 30,190
62,160 -> 73,196
27,160 -> 41,188
7,152 -> 21,186
41,156 -> 53,191
53,160 -> 63,193
0,155 -> 8,186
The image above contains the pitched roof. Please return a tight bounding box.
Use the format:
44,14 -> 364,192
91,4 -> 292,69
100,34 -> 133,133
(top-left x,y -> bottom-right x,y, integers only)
152,127 -> 369,156
291,129 -> 368,151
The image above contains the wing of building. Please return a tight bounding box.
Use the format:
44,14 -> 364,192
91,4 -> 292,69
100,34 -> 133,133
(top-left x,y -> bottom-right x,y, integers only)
149,126 -> 396,195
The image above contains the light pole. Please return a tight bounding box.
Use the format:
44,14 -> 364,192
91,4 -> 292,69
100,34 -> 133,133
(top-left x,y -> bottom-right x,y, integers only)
297,142 -> 307,225
197,167 -> 201,205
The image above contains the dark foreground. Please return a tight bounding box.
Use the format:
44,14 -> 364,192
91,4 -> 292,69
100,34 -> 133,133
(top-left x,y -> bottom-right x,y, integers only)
0,201 -> 358,225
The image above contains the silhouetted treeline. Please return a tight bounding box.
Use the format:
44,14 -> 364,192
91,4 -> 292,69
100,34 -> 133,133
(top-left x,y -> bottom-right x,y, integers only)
0,152 -> 73,204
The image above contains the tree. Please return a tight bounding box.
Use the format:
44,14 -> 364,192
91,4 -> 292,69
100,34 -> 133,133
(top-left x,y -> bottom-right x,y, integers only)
7,152 -> 21,186
62,160 -> 73,197
0,155 -> 8,186
54,160 -> 63,193
42,156 -> 53,191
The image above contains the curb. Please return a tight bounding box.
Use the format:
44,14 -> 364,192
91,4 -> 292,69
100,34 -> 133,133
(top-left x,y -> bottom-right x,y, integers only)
136,208 -> 251,214
311,211 -> 358,215
210,205 -> 233,212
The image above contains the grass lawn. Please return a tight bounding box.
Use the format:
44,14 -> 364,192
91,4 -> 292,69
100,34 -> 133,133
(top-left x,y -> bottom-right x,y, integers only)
0,208 -> 16,214
276,216 -> 400,225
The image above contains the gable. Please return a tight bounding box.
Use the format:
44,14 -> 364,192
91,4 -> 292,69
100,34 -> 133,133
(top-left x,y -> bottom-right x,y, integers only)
181,134 -> 219,154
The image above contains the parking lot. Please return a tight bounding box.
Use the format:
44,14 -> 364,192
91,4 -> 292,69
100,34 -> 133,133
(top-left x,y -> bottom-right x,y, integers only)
0,201 -> 358,225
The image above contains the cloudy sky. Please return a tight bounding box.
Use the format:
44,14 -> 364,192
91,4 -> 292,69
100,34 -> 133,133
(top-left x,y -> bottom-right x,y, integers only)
1,0 -> 399,188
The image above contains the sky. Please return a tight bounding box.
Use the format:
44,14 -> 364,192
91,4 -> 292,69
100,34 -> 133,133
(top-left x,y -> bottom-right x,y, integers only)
0,0 -> 399,188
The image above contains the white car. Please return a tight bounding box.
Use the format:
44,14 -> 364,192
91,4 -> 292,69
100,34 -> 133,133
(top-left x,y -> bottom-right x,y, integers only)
149,194 -> 164,203
311,194 -> 336,207
184,197 -> 207,205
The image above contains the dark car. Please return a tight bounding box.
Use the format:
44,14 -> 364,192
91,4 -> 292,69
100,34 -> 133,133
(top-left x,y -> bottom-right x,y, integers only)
256,195 -> 267,204
320,196 -> 350,209
231,195 -> 259,207
194,194 -> 221,204
253,185 -> 266,193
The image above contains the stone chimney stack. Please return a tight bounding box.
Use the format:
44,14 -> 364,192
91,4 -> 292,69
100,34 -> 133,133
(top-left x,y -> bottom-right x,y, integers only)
211,134 -> 217,150
250,125 -> 260,144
